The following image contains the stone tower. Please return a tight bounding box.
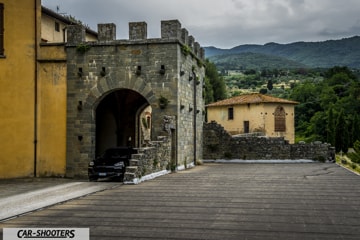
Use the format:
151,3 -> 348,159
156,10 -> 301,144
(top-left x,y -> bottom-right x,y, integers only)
65,20 -> 205,177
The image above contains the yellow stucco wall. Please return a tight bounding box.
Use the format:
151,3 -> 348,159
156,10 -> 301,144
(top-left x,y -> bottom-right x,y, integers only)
0,1 -> 95,179
0,0 -> 40,178
37,45 -> 67,177
41,14 -> 66,43
207,103 -> 296,143
41,12 -> 97,43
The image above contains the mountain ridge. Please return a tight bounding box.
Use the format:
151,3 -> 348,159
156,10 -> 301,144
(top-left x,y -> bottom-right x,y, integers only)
205,36 -> 360,69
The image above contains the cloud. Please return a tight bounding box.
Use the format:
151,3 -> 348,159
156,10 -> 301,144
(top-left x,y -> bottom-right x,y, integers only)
42,0 -> 360,48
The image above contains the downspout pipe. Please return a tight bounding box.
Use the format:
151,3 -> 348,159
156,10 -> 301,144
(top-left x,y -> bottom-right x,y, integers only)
33,0 -> 39,177
193,70 -> 197,165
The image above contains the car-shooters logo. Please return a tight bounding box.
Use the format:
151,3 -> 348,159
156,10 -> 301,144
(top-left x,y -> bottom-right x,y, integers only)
3,228 -> 89,240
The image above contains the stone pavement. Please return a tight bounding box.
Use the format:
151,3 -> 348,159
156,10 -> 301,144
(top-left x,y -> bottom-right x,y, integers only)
0,163 -> 360,240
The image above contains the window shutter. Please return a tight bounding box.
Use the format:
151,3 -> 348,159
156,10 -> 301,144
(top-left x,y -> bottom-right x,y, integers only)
274,106 -> 286,132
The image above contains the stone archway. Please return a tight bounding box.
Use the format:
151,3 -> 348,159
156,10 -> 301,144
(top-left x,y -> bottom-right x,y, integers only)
95,89 -> 150,156
66,73 -> 157,177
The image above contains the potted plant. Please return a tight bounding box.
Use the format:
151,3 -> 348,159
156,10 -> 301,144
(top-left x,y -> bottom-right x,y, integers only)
159,95 -> 170,109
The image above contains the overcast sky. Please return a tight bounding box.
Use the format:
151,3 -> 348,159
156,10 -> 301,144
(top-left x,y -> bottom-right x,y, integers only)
42,0 -> 360,49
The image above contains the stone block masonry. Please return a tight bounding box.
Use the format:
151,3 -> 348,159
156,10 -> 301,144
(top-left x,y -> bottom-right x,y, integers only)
65,20 -> 205,178
204,121 -> 335,161
123,137 -> 171,184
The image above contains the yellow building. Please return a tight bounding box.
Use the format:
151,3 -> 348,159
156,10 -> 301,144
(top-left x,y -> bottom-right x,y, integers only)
0,0 -> 40,178
206,93 -> 298,143
0,0 -> 97,179
41,6 -> 97,43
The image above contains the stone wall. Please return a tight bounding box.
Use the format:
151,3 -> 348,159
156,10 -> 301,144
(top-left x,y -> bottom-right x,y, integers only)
204,121 -> 335,161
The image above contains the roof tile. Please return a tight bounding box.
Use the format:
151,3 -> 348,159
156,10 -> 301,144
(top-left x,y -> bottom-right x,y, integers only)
206,93 -> 298,107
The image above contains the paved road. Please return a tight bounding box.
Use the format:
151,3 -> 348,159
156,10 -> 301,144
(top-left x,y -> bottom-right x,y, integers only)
1,163 -> 359,240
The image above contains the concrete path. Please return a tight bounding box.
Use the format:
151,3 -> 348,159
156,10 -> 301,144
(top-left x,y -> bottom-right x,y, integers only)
0,163 -> 360,240
0,179 -> 120,221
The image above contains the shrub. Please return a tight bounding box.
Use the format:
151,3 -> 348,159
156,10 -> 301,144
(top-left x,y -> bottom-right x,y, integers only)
348,140 -> 360,163
351,163 -> 357,169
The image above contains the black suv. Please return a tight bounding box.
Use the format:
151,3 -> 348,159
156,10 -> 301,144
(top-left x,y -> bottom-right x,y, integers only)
88,147 -> 137,181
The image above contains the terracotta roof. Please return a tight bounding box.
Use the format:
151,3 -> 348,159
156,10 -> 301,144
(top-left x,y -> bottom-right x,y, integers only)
206,93 -> 299,107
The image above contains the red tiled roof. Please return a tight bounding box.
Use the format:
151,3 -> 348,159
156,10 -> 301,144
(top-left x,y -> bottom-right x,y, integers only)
206,93 -> 299,107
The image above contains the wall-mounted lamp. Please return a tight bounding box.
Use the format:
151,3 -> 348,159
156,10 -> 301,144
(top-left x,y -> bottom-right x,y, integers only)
78,135 -> 83,141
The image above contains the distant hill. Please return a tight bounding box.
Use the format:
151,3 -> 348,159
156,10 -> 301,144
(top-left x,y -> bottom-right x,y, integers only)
209,52 -> 308,70
205,36 -> 360,69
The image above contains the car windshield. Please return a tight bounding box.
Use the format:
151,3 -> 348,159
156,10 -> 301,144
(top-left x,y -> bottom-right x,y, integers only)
102,148 -> 130,159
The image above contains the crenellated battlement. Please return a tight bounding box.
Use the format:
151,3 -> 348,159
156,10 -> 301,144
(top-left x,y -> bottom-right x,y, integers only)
67,19 -> 205,60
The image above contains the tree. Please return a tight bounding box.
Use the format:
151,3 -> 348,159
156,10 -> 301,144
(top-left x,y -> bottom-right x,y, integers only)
324,66 -> 356,81
320,86 -> 337,110
290,66 -> 360,143
259,88 -> 268,94
244,69 -> 256,75
335,110 -> 349,153
203,76 -> 214,105
290,81 -> 322,132
205,60 -> 227,103
267,79 -> 273,91
350,114 -> 360,145
326,107 -> 336,146
307,111 -> 327,142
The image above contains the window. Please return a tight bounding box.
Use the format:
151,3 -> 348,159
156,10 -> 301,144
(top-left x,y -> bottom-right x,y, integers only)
274,106 -> 286,132
228,107 -> 234,120
55,22 -> 60,32
0,3 -> 4,56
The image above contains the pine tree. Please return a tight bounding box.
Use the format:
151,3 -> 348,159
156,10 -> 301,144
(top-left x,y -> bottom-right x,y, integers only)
267,79 -> 273,91
335,110 -> 349,153
326,107 -> 336,146
351,114 -> 360,145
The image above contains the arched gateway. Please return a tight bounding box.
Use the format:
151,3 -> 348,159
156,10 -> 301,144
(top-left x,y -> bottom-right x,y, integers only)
65,21 -> 205,179
95,89 -> 150,155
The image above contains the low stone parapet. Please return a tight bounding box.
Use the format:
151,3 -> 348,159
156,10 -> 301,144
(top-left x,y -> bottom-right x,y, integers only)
204,121 -> 335,161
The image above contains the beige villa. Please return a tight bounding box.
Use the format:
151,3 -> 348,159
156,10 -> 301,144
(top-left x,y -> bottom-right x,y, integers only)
206,93 -> 299,143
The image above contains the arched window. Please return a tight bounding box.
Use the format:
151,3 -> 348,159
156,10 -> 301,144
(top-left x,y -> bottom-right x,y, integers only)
274,106 -> 286,132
